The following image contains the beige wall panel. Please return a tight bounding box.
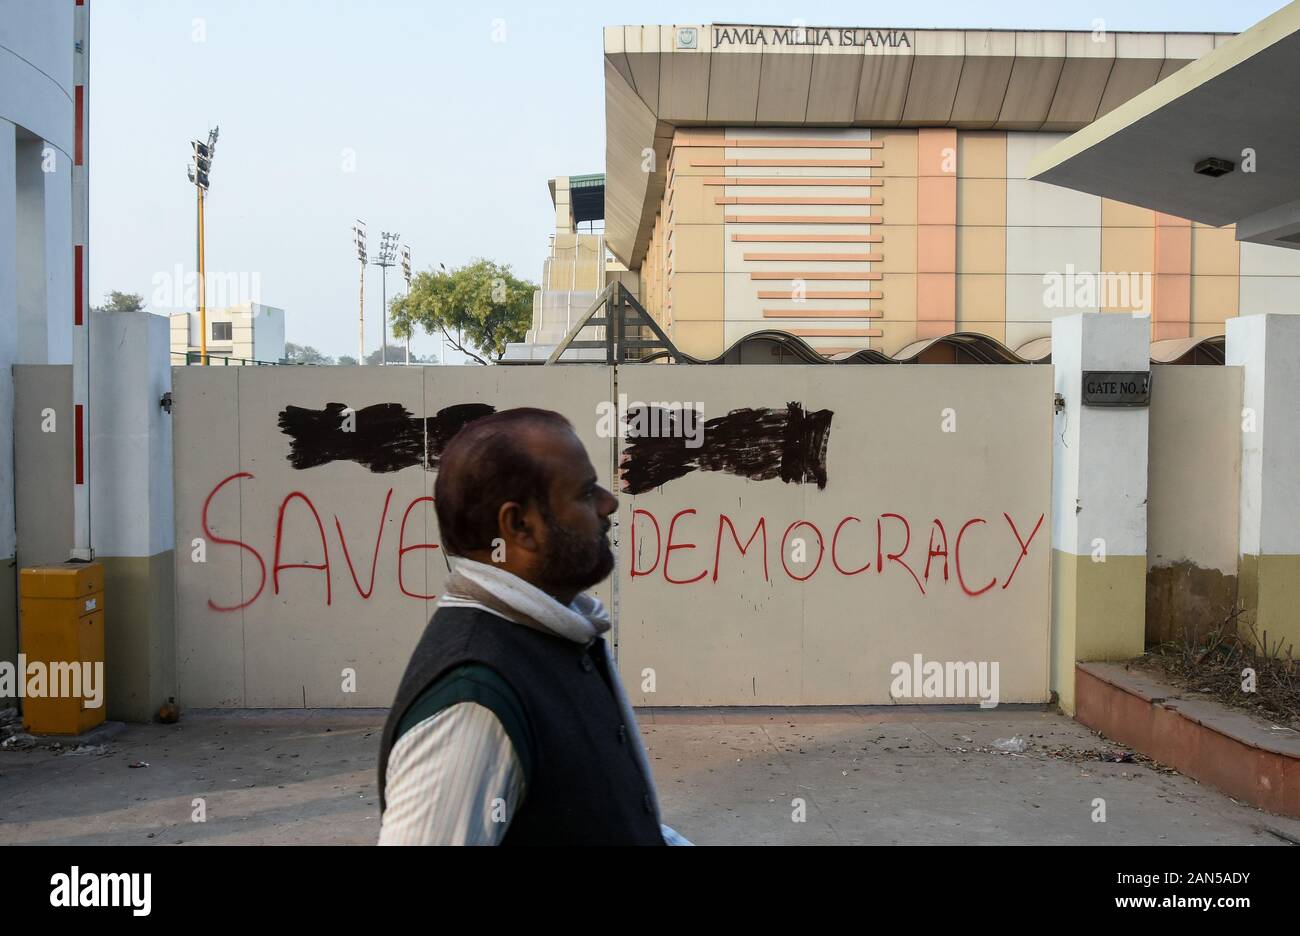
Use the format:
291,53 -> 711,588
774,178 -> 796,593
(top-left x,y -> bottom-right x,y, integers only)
957,178 -> 1007,227
673,272 -> 724,322
672,146 -> 724,176
616,365 -> 1053,705
957,227 -> 1006,274
1147,366 -> 1241,574
173,367 -> 615,708
1102,198 -> 1155,228
13,366 -> 74,571
670,320 -> 725,358
956,274 -> 1006,340
957,131 -> 1006,179
877,320 -> 918,355
879,176 -> 917,224
1191,227 -> 1240,277
879,272 -> 917,324
1192,275 -> 1239,326
872,128 -> 917,177
1146,366 -> 1242,643
878,225 -> 917,273
673,224 -> 723,274
173,367 -> 251,707
1101,227 -> 1155,282
672,176 -> 724,224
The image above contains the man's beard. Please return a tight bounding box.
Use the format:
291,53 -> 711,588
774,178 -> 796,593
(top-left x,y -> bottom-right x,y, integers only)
538,516 -> 615,594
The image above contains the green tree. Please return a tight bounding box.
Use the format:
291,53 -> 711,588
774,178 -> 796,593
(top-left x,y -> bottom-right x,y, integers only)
98,291 -> 144,313
284,342 -> 333,365
389,259 -> 535,364
363,343 -> 437,366
336,355 -> 359,366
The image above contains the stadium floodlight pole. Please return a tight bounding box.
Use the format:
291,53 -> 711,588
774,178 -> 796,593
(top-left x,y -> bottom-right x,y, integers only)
372,231 -> 400,365
187,125 -> 218,364
352,220 -> 367,363
400,244 -> 411,364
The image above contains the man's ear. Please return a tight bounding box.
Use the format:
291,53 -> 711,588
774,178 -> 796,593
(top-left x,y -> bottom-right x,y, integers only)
497,500 -> 542,554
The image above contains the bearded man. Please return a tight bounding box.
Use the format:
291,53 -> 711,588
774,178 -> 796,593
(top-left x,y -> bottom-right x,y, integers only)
377,407 -> 687,845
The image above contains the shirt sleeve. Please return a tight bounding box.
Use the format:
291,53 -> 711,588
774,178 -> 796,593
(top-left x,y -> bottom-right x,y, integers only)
378,702 -> 525,846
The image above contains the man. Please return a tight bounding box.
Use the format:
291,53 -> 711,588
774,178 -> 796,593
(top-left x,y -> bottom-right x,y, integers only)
378,407 -> 687,845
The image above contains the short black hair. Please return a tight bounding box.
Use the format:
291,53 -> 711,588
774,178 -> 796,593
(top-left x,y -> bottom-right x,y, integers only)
434,407 -> 575,556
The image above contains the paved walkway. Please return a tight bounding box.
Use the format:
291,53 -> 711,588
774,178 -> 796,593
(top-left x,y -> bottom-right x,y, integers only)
1,707 -> 1296,845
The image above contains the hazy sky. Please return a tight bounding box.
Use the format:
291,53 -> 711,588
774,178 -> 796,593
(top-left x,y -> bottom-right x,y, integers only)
89,0 -> 1286,362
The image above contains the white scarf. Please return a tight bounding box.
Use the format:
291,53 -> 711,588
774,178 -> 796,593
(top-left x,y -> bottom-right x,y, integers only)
439,557 -> 662,824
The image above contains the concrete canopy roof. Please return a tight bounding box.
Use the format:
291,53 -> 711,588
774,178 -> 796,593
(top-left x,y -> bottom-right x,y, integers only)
604,24 -> 1228,268
1029,2 -> 1300,249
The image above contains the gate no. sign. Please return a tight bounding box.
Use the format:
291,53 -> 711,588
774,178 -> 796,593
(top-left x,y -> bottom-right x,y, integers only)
1081,370 -> 1151,407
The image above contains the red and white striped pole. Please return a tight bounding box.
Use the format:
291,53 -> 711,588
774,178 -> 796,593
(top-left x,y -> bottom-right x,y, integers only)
70,0 -> 91,560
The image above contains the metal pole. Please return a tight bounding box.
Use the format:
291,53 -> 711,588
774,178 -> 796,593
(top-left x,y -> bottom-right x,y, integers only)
358,260 -> 365,363
199,185 -> 207,365
381,267 -> 387,366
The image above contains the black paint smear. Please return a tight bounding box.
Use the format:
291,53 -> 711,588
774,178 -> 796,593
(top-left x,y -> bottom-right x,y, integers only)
619,402 -> 833,495
277,402 -> 495,473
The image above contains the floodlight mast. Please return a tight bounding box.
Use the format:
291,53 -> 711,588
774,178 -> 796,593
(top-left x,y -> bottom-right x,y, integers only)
400,245 -> 411,364
353,220 -> 367,363
372,231 -> 400,365
187,125 -> 219,364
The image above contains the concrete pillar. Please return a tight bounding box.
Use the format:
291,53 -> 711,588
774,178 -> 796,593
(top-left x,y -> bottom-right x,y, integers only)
0,120 -> 17,669
90,310 -> 176,721
14,135 -> 71,366
1227,313 -> 1300,655
1050,312 -> 1151,713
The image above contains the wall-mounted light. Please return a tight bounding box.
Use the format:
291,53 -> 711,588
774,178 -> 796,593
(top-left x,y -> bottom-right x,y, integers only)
1194,157 -> 1234,178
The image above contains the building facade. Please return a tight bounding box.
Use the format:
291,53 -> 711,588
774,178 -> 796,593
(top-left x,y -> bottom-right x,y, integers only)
169,302 -> 286,365
604,26 -> 1300,360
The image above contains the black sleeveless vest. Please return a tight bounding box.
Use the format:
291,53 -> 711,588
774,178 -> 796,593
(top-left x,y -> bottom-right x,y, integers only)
378,606 -> 665,845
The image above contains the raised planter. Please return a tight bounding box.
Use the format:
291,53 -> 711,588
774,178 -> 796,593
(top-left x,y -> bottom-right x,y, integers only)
1075,661 -> 1300,818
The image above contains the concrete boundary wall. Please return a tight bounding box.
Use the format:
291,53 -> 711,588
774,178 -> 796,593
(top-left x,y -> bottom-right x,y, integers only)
172,364 -> 1053,709
1144,365 -> 1242,646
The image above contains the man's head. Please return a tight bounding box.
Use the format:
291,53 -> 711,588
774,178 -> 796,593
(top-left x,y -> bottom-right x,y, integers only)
435,408 -> 618,603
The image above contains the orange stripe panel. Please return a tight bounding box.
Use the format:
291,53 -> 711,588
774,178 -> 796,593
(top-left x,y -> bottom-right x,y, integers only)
725,215 -> 883,224
744,252 -> 881,261
724,139 -> 883,149
789,328 -> 880,337
733,233 -> 882,243
705,177 -> 881,187
757,290 -> 882,299
750,272 -> 883,280
716,196 -> 882,205
763,309 -> 884,318
692,158 -> 883,168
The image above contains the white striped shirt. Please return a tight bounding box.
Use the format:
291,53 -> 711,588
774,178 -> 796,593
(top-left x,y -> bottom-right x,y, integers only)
379,701 -> 524,846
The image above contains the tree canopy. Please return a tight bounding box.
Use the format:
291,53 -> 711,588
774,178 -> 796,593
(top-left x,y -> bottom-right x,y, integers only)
284,342 -> 333,365
389,258 -> 535,364
98,291 -> 144,313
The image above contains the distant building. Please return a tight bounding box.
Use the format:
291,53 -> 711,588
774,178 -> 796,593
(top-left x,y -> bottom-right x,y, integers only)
169,302 -> 286,365
502,174 -> 638,362
599,24 -> 1300,360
